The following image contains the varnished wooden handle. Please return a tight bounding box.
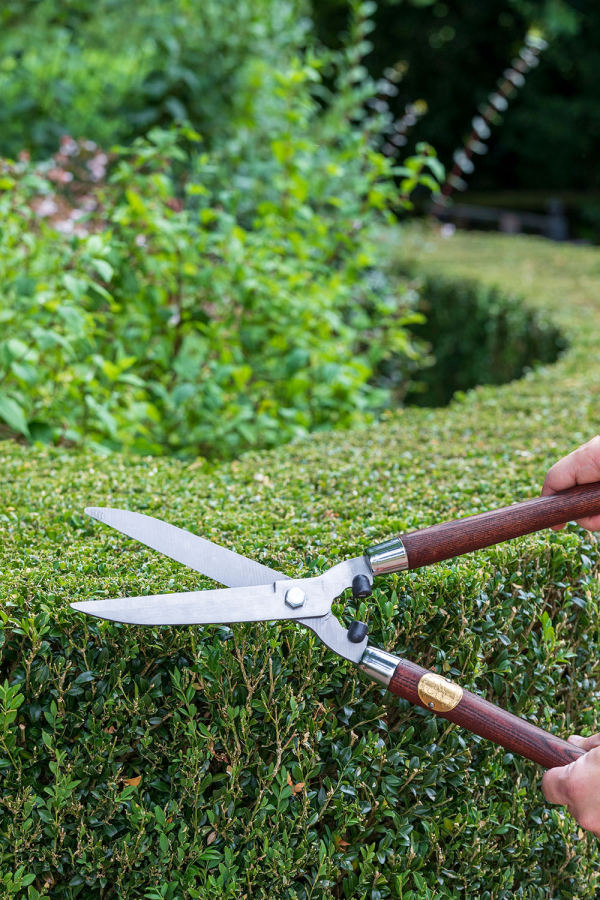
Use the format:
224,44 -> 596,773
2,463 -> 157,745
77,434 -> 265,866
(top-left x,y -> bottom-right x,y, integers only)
389,658 -> 584,769
401,481 -> 600,570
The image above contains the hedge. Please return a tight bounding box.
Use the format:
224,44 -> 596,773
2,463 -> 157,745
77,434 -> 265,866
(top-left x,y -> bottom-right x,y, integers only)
2,229 -> 600,899
376,273 -> 566,408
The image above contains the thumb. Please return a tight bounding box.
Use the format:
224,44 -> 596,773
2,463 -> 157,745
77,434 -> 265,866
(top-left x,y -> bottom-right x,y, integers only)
569,732 -> 600,751
542,765 -> 573,806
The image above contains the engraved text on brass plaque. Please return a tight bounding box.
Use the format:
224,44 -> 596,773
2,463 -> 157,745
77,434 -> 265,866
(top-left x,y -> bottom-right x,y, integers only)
417,672 -> 463,713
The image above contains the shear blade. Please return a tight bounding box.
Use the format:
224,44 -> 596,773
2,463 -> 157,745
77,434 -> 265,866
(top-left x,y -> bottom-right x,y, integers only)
79,507 -> 371,662
70,578 -> 334,626
85,507 -> 285,587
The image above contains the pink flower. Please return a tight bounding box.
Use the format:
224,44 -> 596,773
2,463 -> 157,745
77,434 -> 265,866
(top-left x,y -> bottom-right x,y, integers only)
60,136 -> 79,157
48,168 -> 74,184
87,153 -> 108,182
36,198 -> 59,217
54,219 -> 74,234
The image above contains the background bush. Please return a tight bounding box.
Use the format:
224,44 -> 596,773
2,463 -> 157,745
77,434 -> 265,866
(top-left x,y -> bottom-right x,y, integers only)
2,231 -> 600,897
0,0 -> 301,159
0,2 -> 442,458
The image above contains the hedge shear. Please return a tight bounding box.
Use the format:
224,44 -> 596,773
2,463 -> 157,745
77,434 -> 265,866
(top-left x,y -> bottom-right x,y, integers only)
72,481 -> 600,770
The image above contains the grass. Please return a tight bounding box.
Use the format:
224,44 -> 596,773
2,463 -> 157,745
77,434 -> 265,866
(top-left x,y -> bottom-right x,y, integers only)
2,227 -> 600,898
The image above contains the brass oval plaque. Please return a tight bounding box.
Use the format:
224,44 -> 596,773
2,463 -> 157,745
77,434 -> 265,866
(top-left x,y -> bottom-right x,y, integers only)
417,672 -> 463,713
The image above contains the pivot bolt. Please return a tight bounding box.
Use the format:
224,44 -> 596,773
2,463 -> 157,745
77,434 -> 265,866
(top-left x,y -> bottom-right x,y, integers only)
285,587 -> 306,609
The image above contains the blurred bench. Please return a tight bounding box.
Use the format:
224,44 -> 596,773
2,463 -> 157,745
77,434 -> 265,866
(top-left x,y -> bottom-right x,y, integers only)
434,199 -> 569,241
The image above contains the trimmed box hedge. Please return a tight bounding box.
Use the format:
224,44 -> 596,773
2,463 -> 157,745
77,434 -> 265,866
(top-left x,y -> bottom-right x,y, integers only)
2,229 -> 600,899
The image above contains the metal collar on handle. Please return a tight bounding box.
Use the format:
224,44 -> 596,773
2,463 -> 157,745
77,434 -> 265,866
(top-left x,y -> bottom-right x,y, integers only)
358,646 -> 401,687
365,537 -> 409,576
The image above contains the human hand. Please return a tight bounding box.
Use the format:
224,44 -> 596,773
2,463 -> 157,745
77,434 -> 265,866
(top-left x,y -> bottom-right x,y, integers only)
541,439 -> 600,836
542,734 -> 600,837
541,436 -> 600,530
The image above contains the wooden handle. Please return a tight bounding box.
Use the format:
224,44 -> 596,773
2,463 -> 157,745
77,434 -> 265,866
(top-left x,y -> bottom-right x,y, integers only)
401,481 -> 600,570
389,658 -> 584,769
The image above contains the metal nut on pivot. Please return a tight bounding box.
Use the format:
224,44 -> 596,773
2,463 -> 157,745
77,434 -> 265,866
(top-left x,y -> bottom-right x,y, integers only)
285,587 -> 306,609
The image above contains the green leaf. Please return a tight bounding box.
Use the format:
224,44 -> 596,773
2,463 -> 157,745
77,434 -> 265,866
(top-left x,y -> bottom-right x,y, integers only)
101,360 -> 122,381
359,1 -> 377,16
11,362 -> 37,385
91,259 -> 114,282
85,395 -> 118,438
0,393 -> 29,436
57,305 -> 86,337
5,338 -> 29,360
424,156 -> 445,181
28,421 -> 54,444
63,274 -> 87,299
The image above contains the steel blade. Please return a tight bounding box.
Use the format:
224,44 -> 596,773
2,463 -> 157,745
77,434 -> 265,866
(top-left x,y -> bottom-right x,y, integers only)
71,577 -> 332,626
83,507 -> 372,663
85,507 -> 285,587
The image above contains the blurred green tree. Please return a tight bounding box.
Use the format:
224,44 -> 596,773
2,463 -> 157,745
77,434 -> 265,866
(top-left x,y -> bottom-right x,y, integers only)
312,0 -> 600,194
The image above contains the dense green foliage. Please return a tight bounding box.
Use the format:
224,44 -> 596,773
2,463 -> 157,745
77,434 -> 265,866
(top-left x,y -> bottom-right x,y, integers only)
3,0 -> 599,221
2,230 -> 600,897
401,275 -> 566,406
0,5 -> 443,458
0,0 -> 300,158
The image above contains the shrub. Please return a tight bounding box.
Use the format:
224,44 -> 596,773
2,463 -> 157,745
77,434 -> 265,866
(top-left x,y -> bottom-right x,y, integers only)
1,230 -> 600,897
0,0 -> 303,159
0,8 -> 443,458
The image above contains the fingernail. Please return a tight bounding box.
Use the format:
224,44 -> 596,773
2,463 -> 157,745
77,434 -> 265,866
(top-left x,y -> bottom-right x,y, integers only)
568,735 -> 584,746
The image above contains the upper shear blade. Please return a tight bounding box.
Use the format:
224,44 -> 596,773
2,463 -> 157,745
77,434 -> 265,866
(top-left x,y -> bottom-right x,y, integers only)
85,507 -> 285,587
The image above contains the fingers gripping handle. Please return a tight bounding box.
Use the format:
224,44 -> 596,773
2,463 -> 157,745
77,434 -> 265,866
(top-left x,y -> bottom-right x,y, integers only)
367,480 -> 600,573
387,658 -> 584,769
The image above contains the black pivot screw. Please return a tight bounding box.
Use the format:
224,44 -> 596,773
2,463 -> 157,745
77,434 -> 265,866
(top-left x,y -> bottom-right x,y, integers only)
347,620 -> 369,643
352,574 -> 372,599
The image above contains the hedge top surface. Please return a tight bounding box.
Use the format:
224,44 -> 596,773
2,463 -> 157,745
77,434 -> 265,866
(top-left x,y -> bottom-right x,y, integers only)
2,229 -> 600,899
